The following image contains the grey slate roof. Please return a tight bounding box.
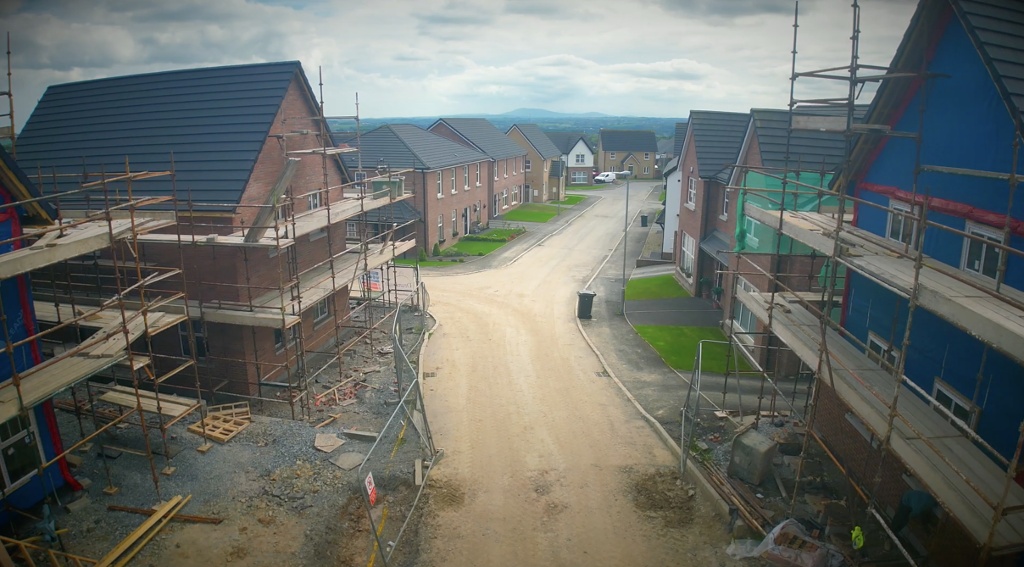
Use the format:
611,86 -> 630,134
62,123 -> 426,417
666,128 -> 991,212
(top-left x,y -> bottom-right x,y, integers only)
431,118 -> 525,160
507,124 -> 560,159
15,61 -> 317,211
550,160 -> 564,178
340,124 -> 489,171
599,130 -> 658,153
954,0 -> 1024,131
657,138 -> 674,156
688,111 -> 749,183
751,107 -> 868,172
358,200 -> 420,224
663,156 -> 680,177
544,131 -> 592,155
673,122 -> 689,158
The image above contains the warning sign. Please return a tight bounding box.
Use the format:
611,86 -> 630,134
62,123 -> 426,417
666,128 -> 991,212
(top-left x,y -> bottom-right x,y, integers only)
365,471 -> 378,506
361,270 -> 383,292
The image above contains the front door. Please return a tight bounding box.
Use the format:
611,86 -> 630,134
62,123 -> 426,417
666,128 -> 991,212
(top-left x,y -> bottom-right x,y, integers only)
463,207 -> 470,235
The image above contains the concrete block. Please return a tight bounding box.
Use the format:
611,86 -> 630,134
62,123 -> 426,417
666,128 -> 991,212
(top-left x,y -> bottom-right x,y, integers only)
65,494 -> 90,514
728,428 -> 778,486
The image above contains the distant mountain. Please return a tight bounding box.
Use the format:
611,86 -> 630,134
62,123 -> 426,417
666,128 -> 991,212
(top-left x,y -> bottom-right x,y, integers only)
499,108 -> 610,118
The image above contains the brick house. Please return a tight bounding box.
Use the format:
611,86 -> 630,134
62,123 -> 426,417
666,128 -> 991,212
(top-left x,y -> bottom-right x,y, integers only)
545,132 -> 595,185
341,124 -> 490,254
16,61 -> 414,398
597,129 -> 658,179
506,123 -> 563,203
673,111 -> 748,296
428,118 -> 527,218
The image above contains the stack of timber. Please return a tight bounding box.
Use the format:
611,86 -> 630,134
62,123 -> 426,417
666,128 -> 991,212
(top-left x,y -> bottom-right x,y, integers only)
699,461 -> 770,536
97,385 -> 200,427
187,402 -> 251,443
96,495 -> 190,567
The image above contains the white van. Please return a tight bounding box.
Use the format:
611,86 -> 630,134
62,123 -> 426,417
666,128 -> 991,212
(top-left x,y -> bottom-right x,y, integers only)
594,172 -> 616,183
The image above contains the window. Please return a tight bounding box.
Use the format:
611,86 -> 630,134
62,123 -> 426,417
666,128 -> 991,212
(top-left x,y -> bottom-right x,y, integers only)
687,177 -> 697,206
743,217 -> 761,248
513,157 -> 518,174
475,163 -> 481,186
346,221 -> 358,239
866,332 -> 898,371
354,171 -> 367,191
643,166 -> 650,174
307,190 -> 322,210
463,166 -> 469,189
721,188 -> 730,219
644,152 -> 650,161
512,186 -> 519,204
609,152 -> 616,160
575,153 -> 585,165
933,379 -> 979,429
682,234 -> 695,277
502,189 -> 509,208
962,222 -> 1003,280
571,171 -> 587,184
886,200 -> 918,247
494,162 -> 499,180
437,171 -> 443,197
504,159 -> 508,177
274,326 -> 299,351
313,298 -> 330,323
451,168 -> 457,194
451,209 -> 458,236
0,414 -> 41,492
179,320 -> 207,359
733,278 -> 758,334
525,158 -> 532,172
437,214 -> 444,242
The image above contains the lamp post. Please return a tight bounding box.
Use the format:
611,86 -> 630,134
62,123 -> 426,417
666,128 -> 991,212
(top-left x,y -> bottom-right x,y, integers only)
619,170 -> 633,315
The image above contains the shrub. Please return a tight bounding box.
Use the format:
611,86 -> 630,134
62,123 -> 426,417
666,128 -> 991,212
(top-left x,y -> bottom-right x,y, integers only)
432,242 -> 441,257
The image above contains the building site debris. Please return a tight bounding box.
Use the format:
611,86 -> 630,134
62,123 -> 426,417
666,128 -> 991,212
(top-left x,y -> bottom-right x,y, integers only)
726,518 -> 844,567
96,495 -> 190,567
314,433 -> 346,453
330,452 -> 365,471
187,402 -> 251,443
342,428 -> 379,442
106,504 -> 223,525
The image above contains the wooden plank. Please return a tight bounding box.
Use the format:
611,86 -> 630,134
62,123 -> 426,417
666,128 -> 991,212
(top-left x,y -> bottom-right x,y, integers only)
96,495 -> 185,567
106,505 -> 223,525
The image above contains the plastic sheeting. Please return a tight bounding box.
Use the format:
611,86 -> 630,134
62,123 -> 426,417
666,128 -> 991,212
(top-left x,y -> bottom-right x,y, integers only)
726,518 -> 845,567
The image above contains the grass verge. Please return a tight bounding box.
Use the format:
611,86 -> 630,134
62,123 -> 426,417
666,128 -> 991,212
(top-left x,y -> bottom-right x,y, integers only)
625,274 -> 690,300
501,204 -> 559,223
634,325 -> 753,373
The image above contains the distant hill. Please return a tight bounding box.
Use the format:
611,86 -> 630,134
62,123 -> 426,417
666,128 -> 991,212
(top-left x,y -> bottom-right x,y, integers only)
332,110 -> 685,139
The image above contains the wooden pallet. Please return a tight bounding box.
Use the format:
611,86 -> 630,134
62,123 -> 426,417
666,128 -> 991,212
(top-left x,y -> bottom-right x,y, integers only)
187,402 -> 251,443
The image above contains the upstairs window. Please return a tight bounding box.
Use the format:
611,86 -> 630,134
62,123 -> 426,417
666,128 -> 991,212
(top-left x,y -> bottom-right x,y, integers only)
307,190 -> 322,210
721,189 -> 730,219
313,298 -> 330,322
525,158 -> 532,172
866,332 -> 898,371
886,200 -> 918,247
451,168 -> 457,194
354,171 -> 367,191
475,163 -> 481,185
463,166 -> 469,189
575,153 -> 585,164
933,379 -> 979,429
644,152 -> 650,160
436,171 -> 443,197
961,222 -> 1002,280
687,177 -> 697,206
609,152 -> 616,160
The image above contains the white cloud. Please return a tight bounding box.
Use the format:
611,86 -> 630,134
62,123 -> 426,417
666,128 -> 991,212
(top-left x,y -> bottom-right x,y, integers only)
4,0 -> 917,131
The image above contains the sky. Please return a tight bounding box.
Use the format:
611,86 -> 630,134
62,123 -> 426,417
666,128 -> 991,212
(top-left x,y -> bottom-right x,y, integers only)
1,0 -> 919,133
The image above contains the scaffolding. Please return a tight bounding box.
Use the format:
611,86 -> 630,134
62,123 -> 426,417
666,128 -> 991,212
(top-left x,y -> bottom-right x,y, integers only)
716,1 -> 1024,564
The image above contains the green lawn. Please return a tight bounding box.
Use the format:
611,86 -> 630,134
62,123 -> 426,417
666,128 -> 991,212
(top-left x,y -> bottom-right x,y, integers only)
635,325 -> 753,373
394,258 -> 456,267
625,274 -> 690,300
449,239 -> 505,256
553,195 -> 585,206
501,203 -> 559,223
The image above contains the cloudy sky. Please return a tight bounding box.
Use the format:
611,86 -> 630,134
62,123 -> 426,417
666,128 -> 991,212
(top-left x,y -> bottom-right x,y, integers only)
2,0 -> 918,132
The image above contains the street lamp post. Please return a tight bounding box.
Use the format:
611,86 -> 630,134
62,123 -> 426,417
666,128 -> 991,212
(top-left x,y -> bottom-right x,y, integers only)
619,170 -> 633,315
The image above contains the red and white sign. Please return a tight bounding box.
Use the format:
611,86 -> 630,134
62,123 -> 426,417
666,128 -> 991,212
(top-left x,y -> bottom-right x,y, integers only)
365,472 -> 378,506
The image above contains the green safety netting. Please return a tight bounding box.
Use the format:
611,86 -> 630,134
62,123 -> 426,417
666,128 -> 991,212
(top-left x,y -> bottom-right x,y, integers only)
734,170 -> 850,255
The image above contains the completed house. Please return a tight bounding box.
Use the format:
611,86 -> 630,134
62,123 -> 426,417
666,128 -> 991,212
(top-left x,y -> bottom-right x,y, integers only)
340,124 -> 491,254
506,123 -> 563,203
597,129 -> 658,179
546,131 -> 595,185
429,118 -> 527,218
16,61 -> 414,400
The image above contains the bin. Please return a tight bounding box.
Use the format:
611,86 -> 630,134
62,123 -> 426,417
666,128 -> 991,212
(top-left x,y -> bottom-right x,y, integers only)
577,289 -> 597,319
640,214 -> 648,227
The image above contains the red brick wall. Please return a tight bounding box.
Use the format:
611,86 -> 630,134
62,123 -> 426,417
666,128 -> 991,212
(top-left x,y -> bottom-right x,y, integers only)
675,130 -> 702,296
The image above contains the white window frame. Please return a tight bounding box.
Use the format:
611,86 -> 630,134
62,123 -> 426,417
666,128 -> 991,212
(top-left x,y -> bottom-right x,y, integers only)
274,325 -> 299,352
475,163 -> 481,186
886,200 -> 919,247
743,217 -> 761,248
494,162 -> 499,181
346,221 -> 358,239
682,233 -> 695,278
574,153 -> 585,165
609,152 -> 616,160
721,188 -> 730,220
451,168 -> 457,195
644,152 -> 650,161
961,221 -> 1003,280
525,158 -> 532,172
0,413 -> 44,494
354,171 -> 367,191
451,209 -> 458,236
502,189 -> 509,208
732,277 -> 758,335
307,190 -> 322,210
463,165 -> 469,190
436,171 -> 443,197
932,378 -> 980,429
643,166 -> 650,174
313,297 -> 330,323
504,159 -> 508,178
437,214 -> 444,242
866,332 -> 898,371
571,171 -> 587,184
686,177 -> 697,208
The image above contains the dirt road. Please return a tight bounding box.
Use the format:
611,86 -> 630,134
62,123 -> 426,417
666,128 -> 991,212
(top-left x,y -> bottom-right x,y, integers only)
417,187 -> 740,566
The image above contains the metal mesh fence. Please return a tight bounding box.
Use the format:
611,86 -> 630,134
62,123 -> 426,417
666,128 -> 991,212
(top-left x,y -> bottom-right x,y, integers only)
358,283 -> 440,567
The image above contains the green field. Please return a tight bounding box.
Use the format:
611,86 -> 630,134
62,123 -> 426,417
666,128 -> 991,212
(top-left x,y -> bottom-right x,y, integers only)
501,203 -> 560,223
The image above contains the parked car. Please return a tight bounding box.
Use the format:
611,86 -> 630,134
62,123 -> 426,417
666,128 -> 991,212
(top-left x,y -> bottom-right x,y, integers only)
594,172 -> 616,183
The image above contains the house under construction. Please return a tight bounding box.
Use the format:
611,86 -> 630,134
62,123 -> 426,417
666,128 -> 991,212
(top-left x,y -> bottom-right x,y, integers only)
718,0 -> 1024,565
12,60 -> 418,423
